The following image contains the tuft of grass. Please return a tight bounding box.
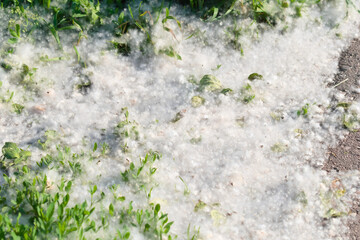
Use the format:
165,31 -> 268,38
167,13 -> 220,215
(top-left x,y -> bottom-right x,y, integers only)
0,140 -> 181,239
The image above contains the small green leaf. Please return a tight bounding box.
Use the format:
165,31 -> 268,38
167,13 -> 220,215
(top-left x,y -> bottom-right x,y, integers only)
191,96 -> 205,108
65,181 -> 72,193
2,142 -> 20,159
243,94 -> 255,103
109,203 -> 114,216
8,38 -> 18,44
194,200 -> 206,212
15,24 -> 20,37
74,45 -> 80,62
337,102 -> 351,109
12,103 -> 24,114
20,150 -> 31,158
46,202 -> 55,220
10,232 -> 21,240
198,75 -> 222,92
248,73 -> 263,81
154,204 -> 160,215
9,29 -> 18,38
220,88 -> 233,95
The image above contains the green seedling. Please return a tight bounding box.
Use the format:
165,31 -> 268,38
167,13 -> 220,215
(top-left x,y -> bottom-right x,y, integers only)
1,62 -> 12,71
342,113 -> 359,131
20,64 -> 37,87
171,111 -> 185,123
1,142 -> 31,170
8,24 -> 21,44
162,7 -> 181,30
248,73 -> 263,81
73,0 -> 101,24
111,41 -> 131,56
297,103 -> 310,117
320,179 -> 350,219
337,102 -> 351,110
38,130 -> 58,150
76,80 -> 92,95
12,103 -> 24,114
225,20 -> 244,54
240,84 -> 255,103
4,90 -> 14,103
159,46 -> 182,60
121,151 -> 160,183
39,55 -> 65,62
73,45 -> 81,62
179,176 -> 190,196
194,200 -> 206,212
188,75 -> 198,85
198,75 -> 222,92
220,88 -> 233,95
201,0 -> 236,22
37,154 -> 54,168
191,96 -> 205,107
101,142 -> 109,155
281,1 -> 289,8
187,224 -> 200,240
212,64 -> 222,71
115,109 -> 140,145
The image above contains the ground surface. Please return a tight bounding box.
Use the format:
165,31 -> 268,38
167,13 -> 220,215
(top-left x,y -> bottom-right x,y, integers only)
1,2 -> 360,239
325,38 -> 360,240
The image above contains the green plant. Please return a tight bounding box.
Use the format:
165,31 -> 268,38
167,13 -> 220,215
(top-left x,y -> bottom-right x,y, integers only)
12,103 -> 24,114
187,224 -> 200,240
121,151 -> 161,183
8,24 -> 21,44
1,142 -> 31,169
179,176 -> 190,196
0,141 -> 182,239
342,113 -> 359,131
197,74 -> 222,92
297,103 -> 310,117
248,72 -> 263,80
240,83 -> 255,103
159,46 -> 182,60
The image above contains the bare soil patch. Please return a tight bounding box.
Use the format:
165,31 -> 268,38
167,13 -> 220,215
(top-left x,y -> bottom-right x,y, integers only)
325,38 -> 360,240
332,38 -> 360,100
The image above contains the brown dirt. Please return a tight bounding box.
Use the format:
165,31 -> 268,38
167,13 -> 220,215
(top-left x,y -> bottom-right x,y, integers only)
323,131 -> 360,172
331,38 -> 360,101
324,38 -> 360,240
